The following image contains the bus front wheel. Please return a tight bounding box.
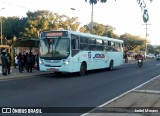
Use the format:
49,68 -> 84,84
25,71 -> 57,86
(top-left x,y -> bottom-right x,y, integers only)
54,72 -> 62,75
80,63 -> 86,76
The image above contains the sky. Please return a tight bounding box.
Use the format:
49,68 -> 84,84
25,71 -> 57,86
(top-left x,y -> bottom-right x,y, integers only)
0,0 -> 159,45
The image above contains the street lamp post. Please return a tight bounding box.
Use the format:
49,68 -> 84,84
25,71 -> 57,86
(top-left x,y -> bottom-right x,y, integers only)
143,23 -> 151,58
90,4 -> 94,34
0,17 -> 2,45
0,8 -> 5,45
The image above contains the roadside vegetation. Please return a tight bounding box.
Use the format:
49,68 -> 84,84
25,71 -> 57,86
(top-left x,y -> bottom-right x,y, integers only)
1,10 -> 160,55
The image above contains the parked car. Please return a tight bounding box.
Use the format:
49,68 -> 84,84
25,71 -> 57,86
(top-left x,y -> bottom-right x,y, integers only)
156,55 -> 160,60
146,54 -> 155,58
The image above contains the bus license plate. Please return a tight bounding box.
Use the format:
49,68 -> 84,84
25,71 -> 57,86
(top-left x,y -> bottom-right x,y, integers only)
48,68 -> 56,71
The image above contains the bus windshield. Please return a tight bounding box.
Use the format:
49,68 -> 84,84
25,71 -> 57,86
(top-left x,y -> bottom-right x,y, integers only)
40,37 -> 70,60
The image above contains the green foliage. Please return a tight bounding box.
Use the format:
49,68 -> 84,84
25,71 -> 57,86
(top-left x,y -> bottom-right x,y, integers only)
147,44 -> 155,53
79,22 -> 118,38
22,10 -> 80,38
120,33 -> 146,52
0,8 -> 154,54
1,10 -> 80,46
2,17 -> 27,40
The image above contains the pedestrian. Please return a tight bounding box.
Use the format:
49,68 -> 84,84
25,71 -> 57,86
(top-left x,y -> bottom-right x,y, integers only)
14,54 -> 18,68
35,53 -> 39,71
24,52 -> 28,70
1,52 -> 8,76
7,52 -> 12,74
124,52 -> 128,63
17,53 -> 23,73
21,52 -> 25,71
27,52 -> 34,73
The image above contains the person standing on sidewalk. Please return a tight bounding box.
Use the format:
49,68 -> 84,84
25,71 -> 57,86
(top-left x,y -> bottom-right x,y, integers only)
14,54 -> 18,68
1,52 -> 8,76
7,52 -> 12,74
17,53 -> 23,73
35,53 -> 39,71
27,52 -> 34,73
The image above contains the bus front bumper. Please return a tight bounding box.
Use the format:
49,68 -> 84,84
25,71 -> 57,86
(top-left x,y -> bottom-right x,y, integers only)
39,65 -> 70,73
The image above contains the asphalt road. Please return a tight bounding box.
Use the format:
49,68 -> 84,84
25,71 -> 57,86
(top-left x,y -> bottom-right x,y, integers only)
0,60 -> 160,116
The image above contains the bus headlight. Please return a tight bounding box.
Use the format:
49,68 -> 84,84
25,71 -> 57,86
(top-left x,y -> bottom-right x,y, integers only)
63,60 -> 70,65
39,60 -> 44,65
65,61 -> 70,65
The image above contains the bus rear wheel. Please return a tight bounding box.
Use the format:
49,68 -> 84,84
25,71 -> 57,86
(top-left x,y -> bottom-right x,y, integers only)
80,63 -> 86,76
108,61 -> 113,71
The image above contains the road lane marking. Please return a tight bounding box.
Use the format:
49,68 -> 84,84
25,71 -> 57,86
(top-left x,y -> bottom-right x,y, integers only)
133,89 -> 160,94
81,74 -> 160,116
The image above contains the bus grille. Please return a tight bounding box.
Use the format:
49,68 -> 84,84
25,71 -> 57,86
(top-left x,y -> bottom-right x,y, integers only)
44,60 -> 61,63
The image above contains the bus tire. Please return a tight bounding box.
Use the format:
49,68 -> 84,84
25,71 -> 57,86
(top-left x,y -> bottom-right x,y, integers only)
54,72 -> 62,75
108,61 -> 113,71
80,62 -> 86,76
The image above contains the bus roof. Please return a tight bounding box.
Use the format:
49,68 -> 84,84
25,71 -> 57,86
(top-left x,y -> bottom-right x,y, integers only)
41,30 -> 123,43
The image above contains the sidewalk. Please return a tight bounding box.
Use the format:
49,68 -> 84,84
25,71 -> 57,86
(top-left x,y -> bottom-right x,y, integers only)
84,76 -> 160,116
0,67 -> 52,80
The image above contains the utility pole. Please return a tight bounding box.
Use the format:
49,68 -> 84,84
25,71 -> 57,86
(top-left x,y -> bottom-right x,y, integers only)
90,4 -> 94,34
0,8 -> 5,45
143,23 -> 151,58
0,17 -> 2,45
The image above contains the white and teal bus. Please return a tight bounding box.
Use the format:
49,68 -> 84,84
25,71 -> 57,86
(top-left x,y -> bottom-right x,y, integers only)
39,30 -> 124,76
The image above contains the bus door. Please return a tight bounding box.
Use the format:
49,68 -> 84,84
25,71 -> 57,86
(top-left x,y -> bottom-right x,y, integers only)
71,34 -> 80,71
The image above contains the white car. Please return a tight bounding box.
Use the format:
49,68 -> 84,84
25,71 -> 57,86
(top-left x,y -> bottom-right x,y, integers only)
156,54 -> 160,60
146,54 -> 155,58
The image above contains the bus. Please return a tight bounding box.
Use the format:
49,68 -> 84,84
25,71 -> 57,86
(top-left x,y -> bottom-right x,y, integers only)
39,30 -> 124,76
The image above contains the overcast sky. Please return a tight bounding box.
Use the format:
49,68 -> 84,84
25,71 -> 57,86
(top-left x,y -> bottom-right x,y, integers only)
0,0 -> 159,45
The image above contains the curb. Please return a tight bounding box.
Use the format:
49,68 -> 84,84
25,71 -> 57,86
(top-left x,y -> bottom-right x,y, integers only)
0,71 -> 54,81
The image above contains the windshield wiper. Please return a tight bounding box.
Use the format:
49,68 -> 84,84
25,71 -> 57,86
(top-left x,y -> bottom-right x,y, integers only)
55,37 -> 61,49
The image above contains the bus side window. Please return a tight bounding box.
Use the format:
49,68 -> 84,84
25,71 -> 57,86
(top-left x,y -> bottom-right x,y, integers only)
106,41 -> 111,51
71,34 -> 79,57
71,35 -> 79,50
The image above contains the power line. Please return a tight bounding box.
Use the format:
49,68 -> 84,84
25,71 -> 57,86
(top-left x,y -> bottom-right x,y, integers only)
0,0 -> 35,10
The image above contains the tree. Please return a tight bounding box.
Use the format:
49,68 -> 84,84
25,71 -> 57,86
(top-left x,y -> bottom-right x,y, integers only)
2,16 -> 27,46
3,17 -> 27,39
85,0 -> 108,33
79,22 -> 118,38
22,10 -> 53,38
58,14 -> 80,30
120,33 -> 145,52
22,10 -> 80,38
147,44 -> 155,54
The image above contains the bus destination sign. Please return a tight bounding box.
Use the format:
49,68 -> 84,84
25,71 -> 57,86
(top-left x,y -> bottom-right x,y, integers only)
47,32 -> 62,36
42,31 -> 68,37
